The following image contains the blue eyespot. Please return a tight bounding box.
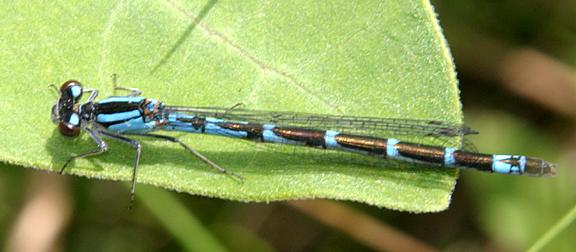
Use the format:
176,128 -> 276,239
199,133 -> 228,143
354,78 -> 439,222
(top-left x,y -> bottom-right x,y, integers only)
68,113 -> 80,126
71,85 -> 82,98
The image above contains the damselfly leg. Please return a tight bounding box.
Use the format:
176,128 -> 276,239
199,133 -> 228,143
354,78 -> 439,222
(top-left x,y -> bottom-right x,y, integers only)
97,130 -> 142,209
59,127 -> 108,174
112,74 -> 141,96
59,126 -> 142,208
114,87 -> 142,97
128,133 -> 244,182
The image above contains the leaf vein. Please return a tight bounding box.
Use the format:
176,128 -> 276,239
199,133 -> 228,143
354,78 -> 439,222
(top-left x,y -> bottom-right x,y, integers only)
165,0 -> 342,113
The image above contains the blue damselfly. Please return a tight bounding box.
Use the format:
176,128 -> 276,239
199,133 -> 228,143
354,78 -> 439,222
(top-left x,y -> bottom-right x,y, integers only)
51,80 -> 556,203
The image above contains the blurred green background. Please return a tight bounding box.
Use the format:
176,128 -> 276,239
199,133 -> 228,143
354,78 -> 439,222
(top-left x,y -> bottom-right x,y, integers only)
1,0 -> 575,251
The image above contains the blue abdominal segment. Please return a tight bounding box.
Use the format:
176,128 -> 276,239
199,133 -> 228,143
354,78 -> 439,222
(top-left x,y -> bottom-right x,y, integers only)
444,147 -> 457,167
492,155 -> 526,174
324,130 -> 341,149
386,138 -> 400,158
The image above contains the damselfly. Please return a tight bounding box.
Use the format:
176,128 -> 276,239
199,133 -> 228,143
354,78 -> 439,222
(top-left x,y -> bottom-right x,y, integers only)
51,80 -> 556,203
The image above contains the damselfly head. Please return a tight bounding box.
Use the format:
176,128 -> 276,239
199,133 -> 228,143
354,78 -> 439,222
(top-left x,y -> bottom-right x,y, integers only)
51,80 -> 83,137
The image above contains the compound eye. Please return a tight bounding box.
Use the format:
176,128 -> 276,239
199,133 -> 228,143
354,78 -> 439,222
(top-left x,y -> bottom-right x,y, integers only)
58,122 -> 80,136
58,113 -> 80,136
58,112 -> 81,137
60,80 -> 83,101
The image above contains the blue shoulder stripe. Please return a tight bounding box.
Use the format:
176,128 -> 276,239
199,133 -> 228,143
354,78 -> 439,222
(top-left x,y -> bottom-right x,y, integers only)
97,110 -> 141,123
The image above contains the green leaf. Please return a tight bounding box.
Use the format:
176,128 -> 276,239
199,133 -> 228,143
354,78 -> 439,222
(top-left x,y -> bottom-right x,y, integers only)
0,0 -> 462,212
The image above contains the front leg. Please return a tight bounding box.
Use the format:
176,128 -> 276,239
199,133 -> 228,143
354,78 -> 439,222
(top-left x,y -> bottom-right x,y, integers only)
111,73 -> 142,96
59,127 -> 108,174
83,88 -> 99,103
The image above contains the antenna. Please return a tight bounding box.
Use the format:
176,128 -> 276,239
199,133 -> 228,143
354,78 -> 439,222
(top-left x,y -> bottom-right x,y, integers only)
48,84 -> 59,97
